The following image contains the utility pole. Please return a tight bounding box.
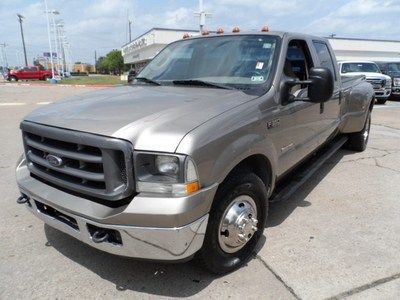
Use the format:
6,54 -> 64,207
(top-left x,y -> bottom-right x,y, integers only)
94,50 -> 97,73
194,0 -> 212,33
17,14 -> 28,66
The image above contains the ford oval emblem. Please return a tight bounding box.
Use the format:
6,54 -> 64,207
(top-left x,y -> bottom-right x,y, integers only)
46,154 -> 63,167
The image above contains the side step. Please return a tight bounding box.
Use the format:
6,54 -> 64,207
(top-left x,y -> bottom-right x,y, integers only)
270,136 -> 348,203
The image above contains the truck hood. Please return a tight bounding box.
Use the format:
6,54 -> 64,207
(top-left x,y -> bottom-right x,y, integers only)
24,85 -> 256,152
343,72 -> 391,81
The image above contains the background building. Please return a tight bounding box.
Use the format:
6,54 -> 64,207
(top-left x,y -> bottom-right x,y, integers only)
122,28 -> 400,71
73,63 -> 95,74
122,28 -> 199,70
328,37 -> 400,62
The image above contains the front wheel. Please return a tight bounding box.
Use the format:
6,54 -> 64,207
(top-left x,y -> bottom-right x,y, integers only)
345,111 -> 371,152
9,76 -> 17,82
199,172 -> 268,274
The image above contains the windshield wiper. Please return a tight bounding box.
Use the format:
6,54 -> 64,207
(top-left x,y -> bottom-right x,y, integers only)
134,77 -> 161,85
172,79 -> 234,90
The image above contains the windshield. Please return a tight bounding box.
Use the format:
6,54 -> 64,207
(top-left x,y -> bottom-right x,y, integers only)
341,62 -> 380,74
137,35 -> 280,91
387,63 -> 400,73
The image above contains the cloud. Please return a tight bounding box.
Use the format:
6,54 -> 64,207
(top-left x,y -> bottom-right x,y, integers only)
306,0 -> 400,38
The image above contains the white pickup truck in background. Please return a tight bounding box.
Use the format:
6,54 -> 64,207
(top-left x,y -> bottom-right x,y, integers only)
338,61 -> 392,104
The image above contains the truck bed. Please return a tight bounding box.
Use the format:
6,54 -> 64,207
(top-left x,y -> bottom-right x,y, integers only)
341,75 -> 366,90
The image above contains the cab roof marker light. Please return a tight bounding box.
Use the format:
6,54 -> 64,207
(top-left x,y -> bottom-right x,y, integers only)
232,26 -> 240,33
261,25 -> 270,32
216,27 -> 224,34
201,29 -> 210,36
182,33 -> 190,39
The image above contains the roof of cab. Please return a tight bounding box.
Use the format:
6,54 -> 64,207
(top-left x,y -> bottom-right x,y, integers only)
185,30 -> 327,42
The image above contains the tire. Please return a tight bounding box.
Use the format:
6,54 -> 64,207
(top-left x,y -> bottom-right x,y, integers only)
199,171 -> 268,274
345,110 -> 371,152
43,75 -> 50,81
376,98 -> 387,104
9,76 -> 17,82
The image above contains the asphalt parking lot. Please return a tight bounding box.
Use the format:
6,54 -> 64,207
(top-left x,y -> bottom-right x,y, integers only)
0,84 -> 399,299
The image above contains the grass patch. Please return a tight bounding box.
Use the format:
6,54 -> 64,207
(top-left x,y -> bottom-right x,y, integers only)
58,75 -> 123,85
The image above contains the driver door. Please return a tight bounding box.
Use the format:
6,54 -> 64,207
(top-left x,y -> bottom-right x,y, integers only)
273,39 -> 322,176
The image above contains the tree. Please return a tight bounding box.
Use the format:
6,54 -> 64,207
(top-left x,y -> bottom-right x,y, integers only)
106,50 -> 124,75
95,50 -> 124,75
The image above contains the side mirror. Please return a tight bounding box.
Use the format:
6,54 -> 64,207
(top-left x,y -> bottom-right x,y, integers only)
308,67 -> 334,103
282,67 -> 334,104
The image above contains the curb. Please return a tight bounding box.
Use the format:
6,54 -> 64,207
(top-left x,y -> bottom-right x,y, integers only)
0,82 -> 120,88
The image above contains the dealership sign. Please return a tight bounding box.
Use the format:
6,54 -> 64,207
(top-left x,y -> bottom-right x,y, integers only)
43,52 -> 57,58
122,37 -> 148,55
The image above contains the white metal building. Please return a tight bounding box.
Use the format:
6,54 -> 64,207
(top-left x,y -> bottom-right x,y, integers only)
122,28 -> 199,70
328,37 -> 400,62
122,28 -> 400,69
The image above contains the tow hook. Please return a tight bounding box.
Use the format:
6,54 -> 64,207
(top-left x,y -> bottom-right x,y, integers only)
17,194 -> 30,204
91,230 -> 110,243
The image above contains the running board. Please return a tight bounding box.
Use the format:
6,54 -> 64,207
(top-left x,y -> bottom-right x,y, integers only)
270,136 -> 348,203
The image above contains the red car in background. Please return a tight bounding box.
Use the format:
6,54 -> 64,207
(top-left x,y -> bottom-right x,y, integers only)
7,66 -> 54,81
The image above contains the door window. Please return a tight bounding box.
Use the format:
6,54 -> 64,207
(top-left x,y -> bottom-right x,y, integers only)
312,41 -> 337,80
284,40 -> 313,96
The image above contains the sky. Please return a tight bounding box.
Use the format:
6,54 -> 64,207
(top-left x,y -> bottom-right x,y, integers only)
0,0 -> 399,66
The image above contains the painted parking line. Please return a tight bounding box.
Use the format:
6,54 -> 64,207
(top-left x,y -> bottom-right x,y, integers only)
37,102 -> 53,105
0,102 -> 26,106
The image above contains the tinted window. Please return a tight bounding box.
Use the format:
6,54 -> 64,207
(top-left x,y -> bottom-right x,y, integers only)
312,42 -> 336,80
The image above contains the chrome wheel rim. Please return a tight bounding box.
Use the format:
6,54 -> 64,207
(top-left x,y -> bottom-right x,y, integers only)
218,195 -> 258,253
363,114 -> 371,142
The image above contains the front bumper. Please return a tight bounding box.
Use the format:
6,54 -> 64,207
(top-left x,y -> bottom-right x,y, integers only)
374,88 -> 391,99
16,158 -> 217,261
392,86 -> 400,95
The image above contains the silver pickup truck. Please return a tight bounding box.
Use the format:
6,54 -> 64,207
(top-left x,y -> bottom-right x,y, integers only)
16,31 -> 374,274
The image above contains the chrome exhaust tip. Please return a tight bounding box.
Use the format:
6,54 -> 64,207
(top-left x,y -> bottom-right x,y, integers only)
91,230 -> 110,243
17,194 -> 30,204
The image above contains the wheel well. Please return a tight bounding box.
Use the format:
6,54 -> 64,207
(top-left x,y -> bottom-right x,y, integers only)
369,98 -> 374,111
222,154 -> 272,193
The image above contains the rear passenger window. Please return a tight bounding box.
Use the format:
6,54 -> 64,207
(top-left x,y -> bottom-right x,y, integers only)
312,42 -> 336,80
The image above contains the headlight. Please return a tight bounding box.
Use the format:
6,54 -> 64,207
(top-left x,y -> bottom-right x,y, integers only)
135,153 -> 200,196
394,78 -> 400,87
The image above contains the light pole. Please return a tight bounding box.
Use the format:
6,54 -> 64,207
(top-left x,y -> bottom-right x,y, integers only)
194,0 -> 212,33
44,0 -> 55,79
17,14 -> 28,66
50,10 -> 60,76
57,22 -> 65,76
0,43 -> 8,68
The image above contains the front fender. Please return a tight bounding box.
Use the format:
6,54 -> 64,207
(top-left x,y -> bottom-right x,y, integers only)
176,101 -> 278,193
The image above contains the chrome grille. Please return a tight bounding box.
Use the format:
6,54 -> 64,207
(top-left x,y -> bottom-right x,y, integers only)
21,121 -> 134,201
366,78 -> 385,90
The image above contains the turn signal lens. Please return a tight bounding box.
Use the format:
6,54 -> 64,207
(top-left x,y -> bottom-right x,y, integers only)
186,181 -> 200,194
